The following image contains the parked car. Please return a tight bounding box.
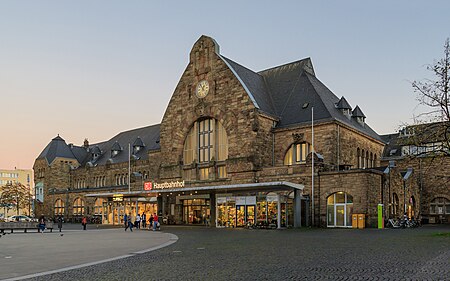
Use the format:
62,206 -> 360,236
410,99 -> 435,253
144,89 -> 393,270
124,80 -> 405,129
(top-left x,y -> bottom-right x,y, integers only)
6,215 -> 37,222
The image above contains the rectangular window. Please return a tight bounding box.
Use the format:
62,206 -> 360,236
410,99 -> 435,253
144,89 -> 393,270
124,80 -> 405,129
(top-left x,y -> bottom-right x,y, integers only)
199,167 -> 210,180
217,166 -> 227,178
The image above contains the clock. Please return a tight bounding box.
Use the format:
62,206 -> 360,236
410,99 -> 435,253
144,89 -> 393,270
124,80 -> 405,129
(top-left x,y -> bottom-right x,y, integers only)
196,80 -> 209,98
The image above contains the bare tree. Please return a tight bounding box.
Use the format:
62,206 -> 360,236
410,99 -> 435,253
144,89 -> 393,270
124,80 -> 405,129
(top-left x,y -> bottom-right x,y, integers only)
411,38 -> 450,155
0,182 -> 32,216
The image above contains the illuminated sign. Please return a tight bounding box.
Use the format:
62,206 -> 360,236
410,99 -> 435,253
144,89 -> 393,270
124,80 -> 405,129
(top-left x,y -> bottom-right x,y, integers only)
143,180 -> 185,191
144,182 -> 153,191
113,194 -> 123,202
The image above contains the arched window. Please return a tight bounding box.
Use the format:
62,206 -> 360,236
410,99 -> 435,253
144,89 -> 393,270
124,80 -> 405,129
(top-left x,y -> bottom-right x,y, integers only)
94,198 -> 105,215
357,148 -> 361,168
361,149 -> 365,168
326,192 -> 353,227
369,152 -> 373,168
183,118 -> 228,180
430,197 -> 450,215
366,151 -> 369,168
374,154 -> 377,167
393,193 -> 400,217
73,197 -> 85,216
54,198 -> 65,216
284,142 -> 311,165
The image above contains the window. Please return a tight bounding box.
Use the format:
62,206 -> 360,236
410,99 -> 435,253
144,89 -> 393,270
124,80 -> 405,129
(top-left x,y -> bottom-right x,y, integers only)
284,142 -> 311,165
94,198 -> 105,215
183,118 -> 228,180
73,197 -> 85,216
357,148 -> 361,168
393,193 -> 400,217
54,199 -> 65,216
430,197 -> 450,214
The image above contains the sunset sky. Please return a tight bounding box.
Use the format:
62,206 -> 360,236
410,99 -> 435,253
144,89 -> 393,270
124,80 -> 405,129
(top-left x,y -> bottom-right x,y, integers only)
1,1 -> 449,170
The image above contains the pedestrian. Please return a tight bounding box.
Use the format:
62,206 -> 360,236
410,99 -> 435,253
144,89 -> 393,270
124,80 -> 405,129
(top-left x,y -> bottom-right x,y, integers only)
125,214 -> 133,232
142,213 -> 146,228
81,216 -> 87,230
153,213 -> 159,231
149,214 -> 154,230
123,213 -> 128,228
57,215 -> 63,232
136,213 -> 141,229
38,215 -> 46,233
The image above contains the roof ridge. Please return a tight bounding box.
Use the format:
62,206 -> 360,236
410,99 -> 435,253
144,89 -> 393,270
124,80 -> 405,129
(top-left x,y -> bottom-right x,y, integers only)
258,58 -> 313,75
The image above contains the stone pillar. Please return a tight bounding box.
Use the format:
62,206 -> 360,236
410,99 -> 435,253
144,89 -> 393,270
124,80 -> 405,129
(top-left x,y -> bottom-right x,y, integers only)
294,189 -> 302,228
210,193 -> 215,227
277,194 -> 281,229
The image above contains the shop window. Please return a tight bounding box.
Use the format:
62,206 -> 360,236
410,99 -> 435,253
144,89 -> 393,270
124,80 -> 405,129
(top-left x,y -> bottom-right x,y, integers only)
326,192 -> 353,228
94,198 -> 104,215
430,197 -> 450,214
73,197 -> 85,216
284,142 -> 311,165
54,198 -> 65,216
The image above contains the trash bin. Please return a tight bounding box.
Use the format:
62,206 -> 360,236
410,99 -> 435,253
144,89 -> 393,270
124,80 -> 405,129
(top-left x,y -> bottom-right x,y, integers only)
352,214 -> 358,228
357,214 -> 365,229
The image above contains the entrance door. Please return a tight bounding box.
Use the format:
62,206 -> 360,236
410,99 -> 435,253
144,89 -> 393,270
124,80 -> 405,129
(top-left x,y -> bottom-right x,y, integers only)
246,206 -> 255,225
335,205 -> 345,227
236,206 -> 246,227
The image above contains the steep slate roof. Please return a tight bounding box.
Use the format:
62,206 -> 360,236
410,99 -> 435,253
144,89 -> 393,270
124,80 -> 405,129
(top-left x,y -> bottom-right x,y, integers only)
336,96 -> 352,110
36,135 -> 77,164
37,124 -> 160,168
220,54 -> 382,142
86,124 -> 160,166
352,106 -> 366,118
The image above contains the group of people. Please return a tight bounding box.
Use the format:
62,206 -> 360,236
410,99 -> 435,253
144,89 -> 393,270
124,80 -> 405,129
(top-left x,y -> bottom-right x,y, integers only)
124,212 -> 159,232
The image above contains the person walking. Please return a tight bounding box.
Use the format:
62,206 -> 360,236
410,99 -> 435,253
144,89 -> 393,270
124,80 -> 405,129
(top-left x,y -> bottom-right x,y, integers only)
81,216 -> 87,230
149,214 -> 154,230
153,213 -> 159,231
57,216 -> 63,232
142,213 -> 146,228
123,213 -> 128,228
136,213 -> 141,229
125,214 -> 133,232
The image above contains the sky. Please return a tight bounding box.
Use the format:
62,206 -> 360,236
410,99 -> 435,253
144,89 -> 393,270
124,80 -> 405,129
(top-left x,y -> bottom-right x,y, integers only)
1,1 -> 449,170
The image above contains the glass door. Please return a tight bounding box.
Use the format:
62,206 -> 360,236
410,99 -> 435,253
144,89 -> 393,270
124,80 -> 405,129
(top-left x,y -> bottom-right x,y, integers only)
246,206 -> 255,225
236,205 -> 245,227
335,205 -> 345,227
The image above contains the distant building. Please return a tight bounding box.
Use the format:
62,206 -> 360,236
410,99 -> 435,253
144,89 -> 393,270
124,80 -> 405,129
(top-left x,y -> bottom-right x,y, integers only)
381,122 -> 450,224
0,168 -> 34,218
37,35 -> 446,228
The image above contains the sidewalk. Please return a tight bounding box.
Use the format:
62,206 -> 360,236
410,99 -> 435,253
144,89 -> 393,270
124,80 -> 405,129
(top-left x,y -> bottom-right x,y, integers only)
0,227 -> 177,280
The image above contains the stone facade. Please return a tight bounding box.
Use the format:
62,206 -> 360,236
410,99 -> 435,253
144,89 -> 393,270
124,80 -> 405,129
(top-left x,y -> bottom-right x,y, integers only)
34,35 -> 415,228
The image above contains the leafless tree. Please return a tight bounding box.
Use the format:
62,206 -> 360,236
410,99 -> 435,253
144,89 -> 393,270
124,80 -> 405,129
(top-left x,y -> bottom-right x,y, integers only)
411,38 -> 450,155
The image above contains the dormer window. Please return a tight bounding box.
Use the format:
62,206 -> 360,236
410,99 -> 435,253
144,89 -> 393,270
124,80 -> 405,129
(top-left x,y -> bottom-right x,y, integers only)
352,106 -> 366,126
336,96 -> 352,119
133,137 -> 145,154
111,141 -> 123,157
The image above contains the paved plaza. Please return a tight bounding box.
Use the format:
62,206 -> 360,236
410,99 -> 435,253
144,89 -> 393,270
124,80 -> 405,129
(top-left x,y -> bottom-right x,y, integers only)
0,224 -> 449,280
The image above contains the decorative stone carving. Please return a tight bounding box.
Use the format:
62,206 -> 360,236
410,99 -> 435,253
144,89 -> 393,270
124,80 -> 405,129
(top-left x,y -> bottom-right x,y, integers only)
292,133 -> 304,143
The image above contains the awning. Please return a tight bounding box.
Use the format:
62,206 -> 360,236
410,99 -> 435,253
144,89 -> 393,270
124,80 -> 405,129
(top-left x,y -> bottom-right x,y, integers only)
85,181 -> 303,198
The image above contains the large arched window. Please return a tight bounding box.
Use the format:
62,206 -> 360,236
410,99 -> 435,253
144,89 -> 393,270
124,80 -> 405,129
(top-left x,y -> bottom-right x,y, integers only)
327,192 -> 353,227
183,118 -> 228,180
357,148 -> 361,168
73,197 -> 85,216
284,142 -> 311,165
94,198 -> 105,215
54,198 -> 65,216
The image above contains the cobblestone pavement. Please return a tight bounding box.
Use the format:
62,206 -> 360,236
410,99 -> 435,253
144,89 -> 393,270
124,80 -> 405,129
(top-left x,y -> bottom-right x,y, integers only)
28,225 -> 449,281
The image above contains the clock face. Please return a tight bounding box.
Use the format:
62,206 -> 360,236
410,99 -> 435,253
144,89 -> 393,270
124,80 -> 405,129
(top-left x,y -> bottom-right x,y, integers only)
196,80 -> 209,98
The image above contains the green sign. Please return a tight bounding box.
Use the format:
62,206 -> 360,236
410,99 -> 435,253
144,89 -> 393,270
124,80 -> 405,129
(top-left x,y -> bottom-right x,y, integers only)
378,204 -> 384,229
